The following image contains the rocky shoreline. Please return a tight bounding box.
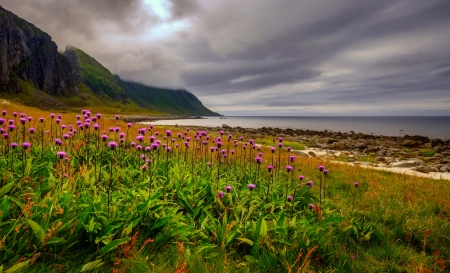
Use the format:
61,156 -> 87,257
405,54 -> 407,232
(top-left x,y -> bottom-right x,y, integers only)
165,124 -> 450,177
123,115 -> 205,123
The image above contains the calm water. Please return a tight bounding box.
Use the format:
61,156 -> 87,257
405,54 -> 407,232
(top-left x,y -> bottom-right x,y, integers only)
143,116 -> 450,140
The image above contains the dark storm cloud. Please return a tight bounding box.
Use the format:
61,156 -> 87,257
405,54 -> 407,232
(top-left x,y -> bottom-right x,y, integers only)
2,0 -> 450,114
168,0 -> 200,20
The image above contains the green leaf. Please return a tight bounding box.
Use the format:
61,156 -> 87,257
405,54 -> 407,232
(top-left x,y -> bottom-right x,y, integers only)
6,259 -> 30,273
100,237 -> 128,255
322,217 -> 345,226
80,259 -> 105,272
0,182 -> 14,198
26,219 -> 45,243
237,237 -> 254,246
260,219 -> 268,237
196,244 -> 217,254
46,237 -> 65,245
150,216 -> 171,230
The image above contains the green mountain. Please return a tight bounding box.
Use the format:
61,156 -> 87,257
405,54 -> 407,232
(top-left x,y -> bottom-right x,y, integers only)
65,46 -> 218,116
0,6 -> 219,116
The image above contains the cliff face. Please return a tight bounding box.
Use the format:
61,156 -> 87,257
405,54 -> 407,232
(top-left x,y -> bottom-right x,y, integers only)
0,6 -> 77,96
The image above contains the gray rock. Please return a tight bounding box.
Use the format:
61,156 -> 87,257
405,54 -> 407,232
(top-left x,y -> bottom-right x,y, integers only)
293,151 -> 309,158
401,140 -> 422,148
375,156 -> 385,162
308,151 -> 316,157
332,142 -> 347,150
414,165 -> 430,173
354,142 -> 368,149
222,124 -> 230,128
347,158 -> 356,162
434,153 -> 444,159
440,166 -> 448,172
389,159 -> 426,168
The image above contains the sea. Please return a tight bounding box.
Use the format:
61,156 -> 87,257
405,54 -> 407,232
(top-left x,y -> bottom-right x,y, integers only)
143,116 -> 450,140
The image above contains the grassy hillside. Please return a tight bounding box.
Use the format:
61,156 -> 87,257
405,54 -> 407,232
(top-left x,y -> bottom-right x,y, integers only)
64,46 -> 219,116
117,77 -> 220,116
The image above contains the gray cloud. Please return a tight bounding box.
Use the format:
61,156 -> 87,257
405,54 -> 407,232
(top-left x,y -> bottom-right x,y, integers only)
2,0 -> 450,115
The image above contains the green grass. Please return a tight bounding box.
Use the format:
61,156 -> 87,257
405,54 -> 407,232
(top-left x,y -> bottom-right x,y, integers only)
255,138 -> 306,150
419,149 -> 436,157
0,103 -> 449,272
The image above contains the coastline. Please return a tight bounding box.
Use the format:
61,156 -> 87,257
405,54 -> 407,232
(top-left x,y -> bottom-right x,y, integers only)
142,122 -> 450,180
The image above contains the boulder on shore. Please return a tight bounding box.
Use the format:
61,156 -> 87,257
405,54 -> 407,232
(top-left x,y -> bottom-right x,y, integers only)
389,158 -> 425,168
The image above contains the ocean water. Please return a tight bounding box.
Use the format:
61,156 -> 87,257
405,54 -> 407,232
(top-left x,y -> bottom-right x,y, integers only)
143,116 -> 450,140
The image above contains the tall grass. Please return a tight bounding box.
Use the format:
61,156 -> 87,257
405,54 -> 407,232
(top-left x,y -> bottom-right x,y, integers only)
0,102 -> 448,272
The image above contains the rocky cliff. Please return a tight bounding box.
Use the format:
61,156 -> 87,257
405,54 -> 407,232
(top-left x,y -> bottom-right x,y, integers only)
0,6 -> 77,96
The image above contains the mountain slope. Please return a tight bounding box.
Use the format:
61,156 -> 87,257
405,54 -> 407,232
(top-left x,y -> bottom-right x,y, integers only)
65,45 -> 219,116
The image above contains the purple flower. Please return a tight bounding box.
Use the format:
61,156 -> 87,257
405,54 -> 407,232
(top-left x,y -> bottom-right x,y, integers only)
115,115 -> 120,120
1,110 -> 6,116
255,156 -> 262,164
94,124 -> 100,130
22,142 -> 31,149
108,142 -> 118,150
10,142 -> 18,149
306,181 -> 313,188
3,133 -> 9,139
28,128 -> 36,134
285,165 -> 293,172
76,115 -> 81,120
318,165 -> 325,172
287,146 -> 292,152
354,182 -> 359,187
225,186 -> 233,192
218,191 -> 224,199
309,204 -> 315,210
207,162 -> 212,166
142,165 -> 148,171
323,169 -> 329,175
151,143 -> 159,150
101,135 -> 108,141
27,117 -> 32,122
267,165 -> 274,172
1,118 -> 8,125
136,135 -> 144,142
248,184 -> 256,191
278,137 -> 284,143
8,125 -> 15,131
57,151 -> 67,159
299,175 -> 304,181
39,117 -> 44,122
96,113 -> 102,119
287,195 -> 294,202
270,147 -> 276,153
12,112 -> 18,117
19,118 -> 26,124
278,143 -> 283,148
289,155 -> 296,162
166,130 -> 172,137
63,134 -> 70,140
136,145 -> 143,151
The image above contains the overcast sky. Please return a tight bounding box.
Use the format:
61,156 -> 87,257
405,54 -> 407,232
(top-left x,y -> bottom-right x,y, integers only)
3,0 -> 450,115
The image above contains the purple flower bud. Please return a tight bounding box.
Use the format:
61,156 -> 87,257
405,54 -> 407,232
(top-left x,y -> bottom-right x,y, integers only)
115,115 -> 120,120
278,137 -> 284,143
289,155 -> 296,162
255,156 -> 262,164
354,182 -> 359,187
285,165 -> 293,172
309,204 -> 315,210
248,184 -> 256,190
218,191 -> 224,198
270,147 -> 276,153
318,165 -> 325,172
299,175 -> 305,181
108,142 -> 118,150
57,151 -> 67,159
22,142 -> 31,149
225,186 -> 232,193
306,181 -> 313,188
10,142 -> 17,148
267,165 -> 274,172
287,195 -> 294,202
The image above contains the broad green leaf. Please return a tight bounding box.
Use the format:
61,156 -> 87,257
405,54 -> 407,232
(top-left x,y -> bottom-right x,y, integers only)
150,216 -> 171,230
0,182 -> 14,198
81,259 -> 105,272
100,238 -> 128,255
322,217 -> 345,226
6,259 -> 30,273
196,243 -> 216,254
260,219 -> 268,237
26,219 -> 45,243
